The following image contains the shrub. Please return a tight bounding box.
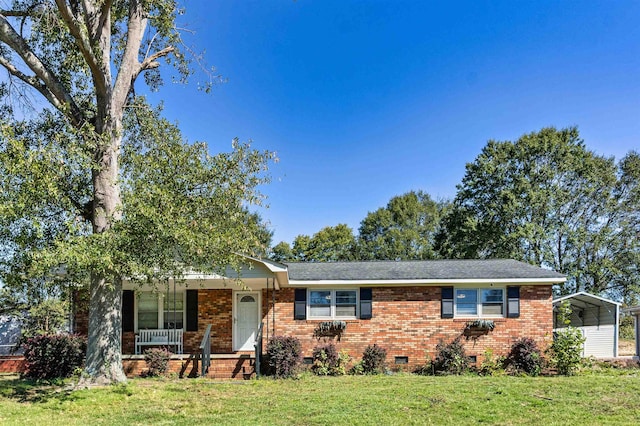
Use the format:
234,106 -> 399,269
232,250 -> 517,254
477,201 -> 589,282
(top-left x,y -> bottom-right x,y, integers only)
432,337 -> 469,375
311,344 -> 349,375
619,314 -> 634,340
22,333 -> 86,380
349,361 -> 365,375
361,344 -> 387,374
548,300 -> 586,376
506,337 -> 542,376
478,349 -> 505,376
266,336 -> 302,378
144,348 -> 171,377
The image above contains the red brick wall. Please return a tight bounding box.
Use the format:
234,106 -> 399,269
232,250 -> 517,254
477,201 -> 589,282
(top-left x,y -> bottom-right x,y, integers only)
0,357 -> 24,373
125,289 -> 235,354
75,285 -> 552,369
264,285 -> 552,368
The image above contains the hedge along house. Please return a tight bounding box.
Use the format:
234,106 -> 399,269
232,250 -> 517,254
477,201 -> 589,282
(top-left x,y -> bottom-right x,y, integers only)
72,258 -> 565,378
553,292 -> 621,358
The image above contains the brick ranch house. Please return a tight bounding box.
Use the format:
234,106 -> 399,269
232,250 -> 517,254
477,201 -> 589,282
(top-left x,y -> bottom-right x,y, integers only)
71,258 -> 565,379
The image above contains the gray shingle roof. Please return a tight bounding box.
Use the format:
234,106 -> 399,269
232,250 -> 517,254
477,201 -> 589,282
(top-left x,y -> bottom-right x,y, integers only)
285,259 -> 565,281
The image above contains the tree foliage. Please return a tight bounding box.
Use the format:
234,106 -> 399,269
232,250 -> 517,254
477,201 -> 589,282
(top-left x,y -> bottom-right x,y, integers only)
272,192 -> 448,263
284,225 -> 356,262
0,2 -> 273,384
358,191 -> 448,260
436,127 -> 639,298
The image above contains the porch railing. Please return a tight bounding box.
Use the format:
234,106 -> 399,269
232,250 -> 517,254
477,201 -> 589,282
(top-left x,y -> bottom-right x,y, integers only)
199,324 -> 212,377
254,322 -> 264,378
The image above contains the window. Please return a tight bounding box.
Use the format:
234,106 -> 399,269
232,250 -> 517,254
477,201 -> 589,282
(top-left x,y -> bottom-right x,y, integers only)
138,292 -> 159,329
309,289 -> 357,319
163,291 -> 184,329
137,291 -> 185,330
455,288 -> 504,317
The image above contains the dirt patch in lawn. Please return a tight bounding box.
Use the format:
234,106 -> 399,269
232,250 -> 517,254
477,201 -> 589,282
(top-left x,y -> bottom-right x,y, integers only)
619,339 -> 635,356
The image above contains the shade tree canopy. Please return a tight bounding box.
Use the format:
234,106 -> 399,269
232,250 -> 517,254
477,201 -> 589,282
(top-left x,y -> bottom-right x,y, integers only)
358,190 -> 448,261
0,2 -> 273,384
435,127 -> 639,299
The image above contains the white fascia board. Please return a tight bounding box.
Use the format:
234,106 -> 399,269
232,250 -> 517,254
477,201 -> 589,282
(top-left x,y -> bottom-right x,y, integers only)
287,277 -> 565,287
554,291 -> 621,306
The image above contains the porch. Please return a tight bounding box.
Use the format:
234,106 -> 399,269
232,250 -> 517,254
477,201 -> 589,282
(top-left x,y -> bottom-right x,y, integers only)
114,260 -> 284,379
121,352 -> 258,380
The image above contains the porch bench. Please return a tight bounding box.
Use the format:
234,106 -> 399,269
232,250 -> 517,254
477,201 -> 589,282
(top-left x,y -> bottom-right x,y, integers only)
135,329 -> 183,355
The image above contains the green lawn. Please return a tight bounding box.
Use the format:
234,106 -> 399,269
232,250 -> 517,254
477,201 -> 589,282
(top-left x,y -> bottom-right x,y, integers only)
1,372 -> 639,425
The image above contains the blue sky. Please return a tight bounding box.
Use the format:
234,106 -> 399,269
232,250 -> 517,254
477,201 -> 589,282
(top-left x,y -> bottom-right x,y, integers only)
148,1 -> 640,245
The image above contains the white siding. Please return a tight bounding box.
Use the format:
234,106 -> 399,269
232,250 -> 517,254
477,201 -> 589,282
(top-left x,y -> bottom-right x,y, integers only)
580,325 -> 616,358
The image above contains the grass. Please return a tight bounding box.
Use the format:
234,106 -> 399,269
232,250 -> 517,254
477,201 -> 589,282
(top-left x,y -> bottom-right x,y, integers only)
1,372 -> 640,425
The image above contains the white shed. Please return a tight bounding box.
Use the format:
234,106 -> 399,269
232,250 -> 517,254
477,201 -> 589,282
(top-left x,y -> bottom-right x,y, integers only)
553,292 -> 620,358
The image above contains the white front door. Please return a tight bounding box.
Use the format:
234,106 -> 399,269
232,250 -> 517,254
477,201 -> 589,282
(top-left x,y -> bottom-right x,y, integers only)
234,292 -> 260,351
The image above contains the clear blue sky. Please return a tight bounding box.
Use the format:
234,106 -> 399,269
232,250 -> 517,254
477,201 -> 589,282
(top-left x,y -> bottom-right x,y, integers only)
148,1 -> 640,245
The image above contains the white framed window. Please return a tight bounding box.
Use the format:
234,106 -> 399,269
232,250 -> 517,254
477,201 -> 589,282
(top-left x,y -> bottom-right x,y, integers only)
308,289 -> 358,319
455,288 -> 504,317
138,292 -> 159,329
136,291 -> 185,330
163,291 -> 184,329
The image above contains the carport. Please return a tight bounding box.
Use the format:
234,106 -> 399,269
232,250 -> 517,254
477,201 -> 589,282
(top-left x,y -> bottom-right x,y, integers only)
622,305 -> 640,357
553,292 -> 620,358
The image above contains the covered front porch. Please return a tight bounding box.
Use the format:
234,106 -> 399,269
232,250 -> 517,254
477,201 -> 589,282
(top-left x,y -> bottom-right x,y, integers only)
74,258 -> 287,379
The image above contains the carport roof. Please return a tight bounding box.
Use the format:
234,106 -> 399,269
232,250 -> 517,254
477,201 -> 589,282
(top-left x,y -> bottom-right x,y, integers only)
553,291 -> 621,310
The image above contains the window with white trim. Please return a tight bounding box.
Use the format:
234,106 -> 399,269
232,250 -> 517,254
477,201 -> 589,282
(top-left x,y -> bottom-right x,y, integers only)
309,289 -> 357,319
455,288 -> 504,317
163,291 -> 184,329
136,291 -> 185,330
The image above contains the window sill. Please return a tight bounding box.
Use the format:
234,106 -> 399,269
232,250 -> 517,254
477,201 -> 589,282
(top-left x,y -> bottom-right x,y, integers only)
307,317 -> 357,321
452,318 -> 507,323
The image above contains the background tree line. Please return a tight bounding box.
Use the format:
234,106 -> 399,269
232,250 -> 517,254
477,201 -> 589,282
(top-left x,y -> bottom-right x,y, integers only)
270,127 -> 640,303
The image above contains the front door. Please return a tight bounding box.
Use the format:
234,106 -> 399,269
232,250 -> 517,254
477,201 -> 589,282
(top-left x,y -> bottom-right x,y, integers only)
234,292 -> 260,351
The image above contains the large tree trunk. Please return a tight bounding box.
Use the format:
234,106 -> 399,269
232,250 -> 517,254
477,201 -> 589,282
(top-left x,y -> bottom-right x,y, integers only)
83,275 -> 126,384
82,119 -> 127,384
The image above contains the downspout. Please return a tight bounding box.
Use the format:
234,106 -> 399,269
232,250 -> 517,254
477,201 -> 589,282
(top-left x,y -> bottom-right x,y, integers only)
272,277 -> 276,337
614,303 -> 619,358
266,278 -> 270,343
636,313 -> 640,358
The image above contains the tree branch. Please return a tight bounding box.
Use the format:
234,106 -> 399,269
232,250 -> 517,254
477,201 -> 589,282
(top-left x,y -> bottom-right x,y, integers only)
0,10 -> 30,17
54,0 -> 108,99
0,13 -> 83,126
140,46 -> 175,71
112,0 -> 147,113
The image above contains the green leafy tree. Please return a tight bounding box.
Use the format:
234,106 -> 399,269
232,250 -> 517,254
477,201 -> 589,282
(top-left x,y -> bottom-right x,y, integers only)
437,127 -> 638,297
292,234 -> 311,261
271,241 -> 294,262
358,191 -> 448,260
306,224 -> 356,262
0,0 -> 273,384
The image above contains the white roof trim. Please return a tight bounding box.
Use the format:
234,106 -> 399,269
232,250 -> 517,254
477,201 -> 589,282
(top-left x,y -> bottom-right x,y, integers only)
288,277 -> 565,286
553,291 -> 621,306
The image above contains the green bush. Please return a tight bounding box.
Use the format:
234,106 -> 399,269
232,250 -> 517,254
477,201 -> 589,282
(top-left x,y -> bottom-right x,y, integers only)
266,336 -> 302,378
22,333 -> 86,380
478,349 -> 505,376
431,337 -> 469,375
143,348 -> 171,377
312,344 -> 349,375
361,344 -> 387,374
619,315 -> 634,340
506,338 -> 542,376
549,300 -> 586,376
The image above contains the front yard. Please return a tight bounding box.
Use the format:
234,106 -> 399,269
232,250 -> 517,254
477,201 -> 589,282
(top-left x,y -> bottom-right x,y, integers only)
1,372 -> 639,425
